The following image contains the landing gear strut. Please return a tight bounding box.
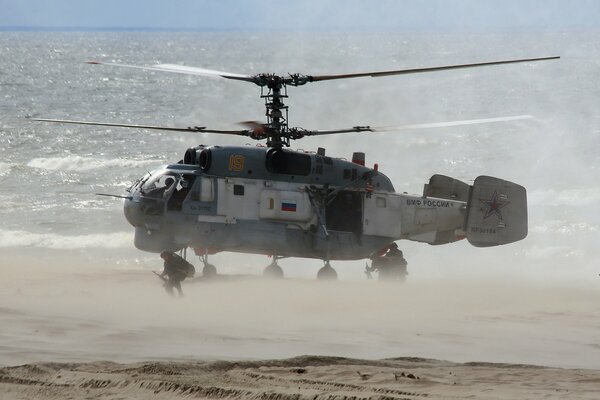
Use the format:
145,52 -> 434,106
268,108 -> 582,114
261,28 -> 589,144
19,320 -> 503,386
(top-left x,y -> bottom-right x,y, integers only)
317,261 -> 337,281
200,253 -> 217,279
263,256 -> 284,279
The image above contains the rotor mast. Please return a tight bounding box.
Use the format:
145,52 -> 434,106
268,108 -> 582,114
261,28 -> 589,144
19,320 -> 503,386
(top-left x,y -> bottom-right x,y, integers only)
252,73 -> 313,148
260,75 -> 290,148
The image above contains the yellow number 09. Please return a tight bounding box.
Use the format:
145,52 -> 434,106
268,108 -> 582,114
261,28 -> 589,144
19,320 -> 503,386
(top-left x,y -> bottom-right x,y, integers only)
229,155 -> 245,171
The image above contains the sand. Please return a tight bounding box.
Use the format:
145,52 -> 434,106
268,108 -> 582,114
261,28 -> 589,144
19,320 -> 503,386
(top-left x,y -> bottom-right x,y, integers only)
2,356 -> 600,400
1,250 -> 599,399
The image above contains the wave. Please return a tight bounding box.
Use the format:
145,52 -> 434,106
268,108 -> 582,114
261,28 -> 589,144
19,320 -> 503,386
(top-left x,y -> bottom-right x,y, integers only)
0,230 -> 132,249
26,156 -> 163,172
0,162 -> 15,176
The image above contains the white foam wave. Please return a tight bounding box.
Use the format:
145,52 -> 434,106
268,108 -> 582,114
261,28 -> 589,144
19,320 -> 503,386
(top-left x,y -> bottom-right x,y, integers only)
0,162 -> 15,176
27,156 -> 162,172
0,230 -> 132,249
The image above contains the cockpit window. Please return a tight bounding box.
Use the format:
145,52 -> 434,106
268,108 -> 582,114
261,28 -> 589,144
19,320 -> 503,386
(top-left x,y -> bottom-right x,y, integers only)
141,170 -> 178,198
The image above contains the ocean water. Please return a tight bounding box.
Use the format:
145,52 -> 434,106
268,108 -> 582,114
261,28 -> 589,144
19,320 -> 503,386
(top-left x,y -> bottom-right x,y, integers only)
1,30 -> 599,281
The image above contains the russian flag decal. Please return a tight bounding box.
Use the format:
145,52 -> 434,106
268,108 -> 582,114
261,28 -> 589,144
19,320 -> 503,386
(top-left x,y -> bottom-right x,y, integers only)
281,201 -> 297,212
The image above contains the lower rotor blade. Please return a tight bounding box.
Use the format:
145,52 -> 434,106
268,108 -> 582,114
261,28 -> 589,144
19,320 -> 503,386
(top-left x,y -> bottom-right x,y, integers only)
31,117 -> 203,132
295,115 -> 533,137
374,115 -> 534,132
295,126 -> 374,137
30,117 -> 251,136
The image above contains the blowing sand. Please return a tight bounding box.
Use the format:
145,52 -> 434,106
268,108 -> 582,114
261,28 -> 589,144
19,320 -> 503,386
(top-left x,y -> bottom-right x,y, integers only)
1,250 -> 599,399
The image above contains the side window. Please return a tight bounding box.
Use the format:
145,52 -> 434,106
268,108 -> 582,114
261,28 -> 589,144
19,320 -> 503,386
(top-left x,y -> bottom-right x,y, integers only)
234,184 -> 245,196
200,177 -> 214,202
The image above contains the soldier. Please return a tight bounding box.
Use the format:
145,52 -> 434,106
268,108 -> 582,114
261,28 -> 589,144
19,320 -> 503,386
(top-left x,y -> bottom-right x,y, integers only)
386,242 -> 405,260
159,250 -> 195,296
370,243 -> 408,281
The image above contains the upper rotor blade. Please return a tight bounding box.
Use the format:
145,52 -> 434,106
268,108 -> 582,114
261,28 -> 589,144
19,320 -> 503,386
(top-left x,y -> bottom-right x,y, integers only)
30,117 -> 252,136
308,56 -> 559,82
86,61 -> 254,82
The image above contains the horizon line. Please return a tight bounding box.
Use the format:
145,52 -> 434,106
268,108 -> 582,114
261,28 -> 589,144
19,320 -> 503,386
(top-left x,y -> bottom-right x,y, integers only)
0,25 -> 589,34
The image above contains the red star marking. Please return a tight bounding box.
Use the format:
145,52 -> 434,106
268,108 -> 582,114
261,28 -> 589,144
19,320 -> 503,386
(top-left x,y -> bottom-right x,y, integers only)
479,190 -> 510,220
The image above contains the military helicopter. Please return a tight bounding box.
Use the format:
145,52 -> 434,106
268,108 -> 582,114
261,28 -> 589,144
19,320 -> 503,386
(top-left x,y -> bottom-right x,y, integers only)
33,55 -> 558,280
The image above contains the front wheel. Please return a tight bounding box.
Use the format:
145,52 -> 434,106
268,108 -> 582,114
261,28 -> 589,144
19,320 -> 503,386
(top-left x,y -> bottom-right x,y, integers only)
202,263 -> 217,279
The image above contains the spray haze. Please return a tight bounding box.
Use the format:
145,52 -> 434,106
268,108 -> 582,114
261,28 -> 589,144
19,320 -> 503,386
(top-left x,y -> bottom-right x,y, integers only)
0,27 -> 599,369
2,255 -> 598,369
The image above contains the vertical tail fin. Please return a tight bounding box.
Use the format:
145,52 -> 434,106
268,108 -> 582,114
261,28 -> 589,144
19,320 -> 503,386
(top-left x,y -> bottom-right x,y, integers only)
465,176 -> 528,247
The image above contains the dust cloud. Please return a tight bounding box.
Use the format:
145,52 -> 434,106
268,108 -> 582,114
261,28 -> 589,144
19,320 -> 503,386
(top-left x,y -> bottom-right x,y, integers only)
1,248 -> 598,369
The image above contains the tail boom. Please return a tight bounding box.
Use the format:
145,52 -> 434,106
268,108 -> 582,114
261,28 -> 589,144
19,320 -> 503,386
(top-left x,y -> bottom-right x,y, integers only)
391,175 -> 527,247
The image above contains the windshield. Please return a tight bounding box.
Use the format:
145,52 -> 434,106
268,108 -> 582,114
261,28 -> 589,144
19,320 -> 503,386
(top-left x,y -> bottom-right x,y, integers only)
141,170 -> 178,197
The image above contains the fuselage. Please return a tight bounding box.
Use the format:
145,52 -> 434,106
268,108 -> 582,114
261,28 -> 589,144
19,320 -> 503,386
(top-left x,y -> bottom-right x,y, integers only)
124,145 -> 467,260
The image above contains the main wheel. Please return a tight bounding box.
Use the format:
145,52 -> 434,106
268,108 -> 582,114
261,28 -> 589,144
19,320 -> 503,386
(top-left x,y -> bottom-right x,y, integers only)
378,263 -> 407,281
317,264 -> 338,281
263,263 -> 284,279
202,263 -> 217,279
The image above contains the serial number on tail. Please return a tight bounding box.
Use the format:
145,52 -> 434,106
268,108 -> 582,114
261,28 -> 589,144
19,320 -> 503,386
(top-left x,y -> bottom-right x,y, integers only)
470,226 -> 497,234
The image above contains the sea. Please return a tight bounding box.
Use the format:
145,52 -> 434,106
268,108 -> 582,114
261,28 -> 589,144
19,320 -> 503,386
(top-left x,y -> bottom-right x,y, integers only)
1,30 -> 599,282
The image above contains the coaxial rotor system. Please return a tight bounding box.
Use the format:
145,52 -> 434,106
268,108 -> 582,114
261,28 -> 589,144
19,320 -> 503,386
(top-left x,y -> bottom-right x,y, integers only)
33,56 -> 559,148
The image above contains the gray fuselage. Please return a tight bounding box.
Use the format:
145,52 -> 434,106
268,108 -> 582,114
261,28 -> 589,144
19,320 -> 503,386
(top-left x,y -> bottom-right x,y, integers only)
124,145 -> 468,260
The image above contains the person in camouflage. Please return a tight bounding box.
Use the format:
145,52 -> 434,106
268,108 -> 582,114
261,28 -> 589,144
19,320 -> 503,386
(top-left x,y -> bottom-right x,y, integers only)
159,251 -> 195,296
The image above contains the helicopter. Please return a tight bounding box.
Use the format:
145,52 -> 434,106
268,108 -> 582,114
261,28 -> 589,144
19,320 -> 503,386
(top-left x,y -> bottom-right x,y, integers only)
33,55 -> 558,280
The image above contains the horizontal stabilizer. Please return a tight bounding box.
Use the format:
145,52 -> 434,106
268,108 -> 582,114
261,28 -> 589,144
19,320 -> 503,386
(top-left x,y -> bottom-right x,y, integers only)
424,174 -> 471,202
466,176 -> 527,247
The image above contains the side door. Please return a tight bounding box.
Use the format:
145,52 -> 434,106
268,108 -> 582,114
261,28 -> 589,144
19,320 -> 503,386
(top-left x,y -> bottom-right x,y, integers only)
216,179 -> 259,222
362,193 -> 402,237
325,190 -> 363,233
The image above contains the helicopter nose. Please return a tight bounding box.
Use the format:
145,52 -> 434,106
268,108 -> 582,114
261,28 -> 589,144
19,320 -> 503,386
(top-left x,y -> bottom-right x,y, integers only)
123,197 -> 145,227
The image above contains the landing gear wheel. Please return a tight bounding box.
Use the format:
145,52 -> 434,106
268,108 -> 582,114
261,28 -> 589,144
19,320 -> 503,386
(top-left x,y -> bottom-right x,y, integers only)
377,263 -> 407,282
371,246 -> 408,282
317,262 -> 337,281
202,263 -> 217,279
377,267 -> 408,282
263,262 -> 284,279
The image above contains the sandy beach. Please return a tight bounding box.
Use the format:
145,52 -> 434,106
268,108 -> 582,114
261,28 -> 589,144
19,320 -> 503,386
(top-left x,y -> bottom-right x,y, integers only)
1,250 -> 599,399
2,355 -> 600,400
